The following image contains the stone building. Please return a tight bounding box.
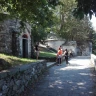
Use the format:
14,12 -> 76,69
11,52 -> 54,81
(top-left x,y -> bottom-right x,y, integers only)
62,41 -> 77,56
0,19 -> 32,58
45,33 -> 77,55
45,33 -> 92,56
77,41 -> 92,56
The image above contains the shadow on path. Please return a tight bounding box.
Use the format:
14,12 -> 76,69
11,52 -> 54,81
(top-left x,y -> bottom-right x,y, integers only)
21,56 -> 96,96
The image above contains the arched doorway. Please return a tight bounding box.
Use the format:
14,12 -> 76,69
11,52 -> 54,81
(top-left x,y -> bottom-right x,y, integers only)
22,34 -> 28,58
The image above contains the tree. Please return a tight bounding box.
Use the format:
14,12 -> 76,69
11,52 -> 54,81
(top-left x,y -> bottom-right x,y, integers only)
48,0 -> 96,20
73,0 -> 96,19
52,0 -> 94,42
0,0 -> 60,58
0,0 -> 58,21
92,32 -> 96,54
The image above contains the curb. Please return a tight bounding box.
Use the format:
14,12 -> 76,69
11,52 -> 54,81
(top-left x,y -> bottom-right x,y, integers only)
47,62 -> 57,68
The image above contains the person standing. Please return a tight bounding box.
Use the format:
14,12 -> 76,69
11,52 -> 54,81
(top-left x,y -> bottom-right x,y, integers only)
35,42 -> 39,59
59,46 -> 63,61
64,49 -> 69,64
56,47 -> 63,65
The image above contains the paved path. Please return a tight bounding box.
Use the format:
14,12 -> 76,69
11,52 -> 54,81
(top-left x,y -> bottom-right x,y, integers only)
22,56 -> 96,96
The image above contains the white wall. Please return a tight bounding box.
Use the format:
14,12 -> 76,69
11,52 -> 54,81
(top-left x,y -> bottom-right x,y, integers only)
91,54 -> 96,70
46,40 -> 65,50
46,39 -> 91,56
46,40 -> 77,55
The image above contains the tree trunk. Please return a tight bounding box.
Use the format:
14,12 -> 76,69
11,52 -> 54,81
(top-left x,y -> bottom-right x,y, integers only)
31,34 -> 36,58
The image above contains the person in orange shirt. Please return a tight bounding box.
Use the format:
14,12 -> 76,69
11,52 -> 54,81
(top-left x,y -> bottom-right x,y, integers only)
56,47 -> 63,65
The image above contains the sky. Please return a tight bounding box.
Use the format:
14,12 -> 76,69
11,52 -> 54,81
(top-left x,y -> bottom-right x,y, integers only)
90,15 -> 96,31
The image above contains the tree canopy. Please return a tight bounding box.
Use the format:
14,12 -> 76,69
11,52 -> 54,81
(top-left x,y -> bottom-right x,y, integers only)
73,0 -> 96,19
52,0 -> 94,42
1,0 -> 96,21
0,0 -> 60,43
0,0 -> 95,43
0,0 -> 59,21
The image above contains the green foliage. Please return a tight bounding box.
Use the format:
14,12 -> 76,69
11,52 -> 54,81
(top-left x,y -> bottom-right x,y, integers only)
0,0 -> 60,44
0,53 -> 37,71
32,25 -> 48,43
53,0 -> 94,42
39,51 -> 56,57
73,8 -> 85,20
0,0 -> 58,21
74,0 -> 96,19
48,0 -> 60,6
92,32 -> 96,55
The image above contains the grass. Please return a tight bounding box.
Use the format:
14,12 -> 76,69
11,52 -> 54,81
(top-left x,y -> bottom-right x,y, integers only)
0,53 -> 37,70
39,51 -> 56,57
0,51 -> 57,71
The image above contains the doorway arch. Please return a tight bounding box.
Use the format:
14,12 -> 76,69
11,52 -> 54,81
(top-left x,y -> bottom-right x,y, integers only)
22,34 -> 28,58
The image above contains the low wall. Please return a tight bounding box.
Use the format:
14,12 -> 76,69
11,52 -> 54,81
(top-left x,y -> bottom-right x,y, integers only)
91,54 -> 96,70
0,60 -> 47,96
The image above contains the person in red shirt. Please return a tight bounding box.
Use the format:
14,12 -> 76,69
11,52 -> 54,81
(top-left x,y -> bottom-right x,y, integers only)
56,47 -> 63,65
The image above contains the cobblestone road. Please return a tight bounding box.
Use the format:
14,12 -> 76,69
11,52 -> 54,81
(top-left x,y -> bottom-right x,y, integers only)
22,56 -> 96,96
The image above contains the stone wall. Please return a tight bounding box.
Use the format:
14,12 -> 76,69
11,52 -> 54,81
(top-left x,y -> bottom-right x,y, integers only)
77,41 -> 92,56
0,19 -> 32,57
0,60 -> 47,96
0,20 -> 12,54
91,54 -> 96,70
0,19 -> 21,55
